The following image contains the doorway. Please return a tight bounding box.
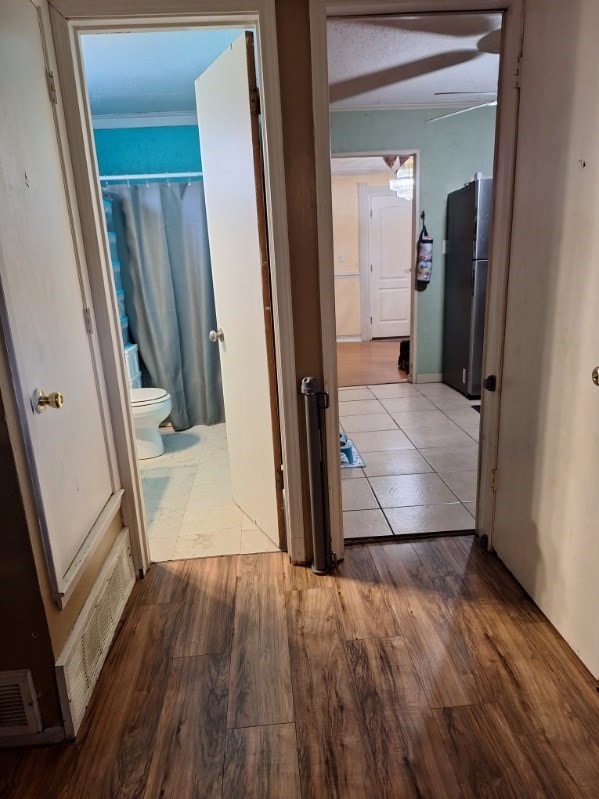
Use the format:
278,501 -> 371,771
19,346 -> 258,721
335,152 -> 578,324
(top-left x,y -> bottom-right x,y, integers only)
76,25 -> 290,562
324,11 -> 503,542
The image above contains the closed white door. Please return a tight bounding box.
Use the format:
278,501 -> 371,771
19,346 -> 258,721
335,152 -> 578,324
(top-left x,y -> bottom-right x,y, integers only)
195,33 -> 282,546
0,0 -> 118,601
369,194 -> 413,338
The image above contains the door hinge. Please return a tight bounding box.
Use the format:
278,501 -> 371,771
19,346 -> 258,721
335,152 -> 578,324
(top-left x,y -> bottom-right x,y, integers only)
84,307 -> 93,334
46,70 -> 58,105
275,467 -> 284,491
370,264 -> 373,272
370,209 -> 373,218
250,86 -> 261,116
370,315 -> 373,324
514,55 -> 523,89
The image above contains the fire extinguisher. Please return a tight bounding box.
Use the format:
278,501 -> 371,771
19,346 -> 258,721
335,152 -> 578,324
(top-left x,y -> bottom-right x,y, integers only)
416,211 -> 433,284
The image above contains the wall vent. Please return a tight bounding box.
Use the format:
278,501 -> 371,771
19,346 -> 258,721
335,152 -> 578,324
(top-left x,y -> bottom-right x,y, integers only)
56,529 -> 135,739
0,671 -> 42,738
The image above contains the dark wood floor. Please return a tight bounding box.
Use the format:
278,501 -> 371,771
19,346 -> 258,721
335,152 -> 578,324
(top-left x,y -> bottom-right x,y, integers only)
337,340 -> 408,387
2,537 -> 599,798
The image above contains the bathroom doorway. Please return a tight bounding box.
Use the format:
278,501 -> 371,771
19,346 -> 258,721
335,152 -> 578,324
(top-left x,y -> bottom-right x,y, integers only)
80,28 -> 284,562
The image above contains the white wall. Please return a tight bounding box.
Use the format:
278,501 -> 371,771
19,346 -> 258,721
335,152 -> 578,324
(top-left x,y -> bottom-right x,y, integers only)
494,0 -> 599,676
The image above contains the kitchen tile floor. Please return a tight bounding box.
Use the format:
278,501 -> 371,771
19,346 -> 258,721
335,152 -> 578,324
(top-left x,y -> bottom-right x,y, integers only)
139,423 -> 279,562
340,382 -> 480,538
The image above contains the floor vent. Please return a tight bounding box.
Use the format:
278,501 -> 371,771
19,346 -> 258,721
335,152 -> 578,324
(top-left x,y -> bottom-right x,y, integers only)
0,671 -> 42,738
56,529 -> 135,739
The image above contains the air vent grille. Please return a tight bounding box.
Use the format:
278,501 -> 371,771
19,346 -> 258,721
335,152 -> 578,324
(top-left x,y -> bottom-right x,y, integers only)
56,530 -> 135,739
0,671 -> 41,737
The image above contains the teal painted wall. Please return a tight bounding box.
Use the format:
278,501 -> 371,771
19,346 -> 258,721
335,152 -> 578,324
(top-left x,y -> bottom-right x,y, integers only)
330,107 -> 496,377
94,125 -> 201,176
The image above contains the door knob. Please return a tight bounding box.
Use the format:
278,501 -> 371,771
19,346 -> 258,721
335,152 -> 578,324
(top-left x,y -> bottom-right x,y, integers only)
32,389 -> 64,413
593,366 -> 599,386
209,328 -> 224,343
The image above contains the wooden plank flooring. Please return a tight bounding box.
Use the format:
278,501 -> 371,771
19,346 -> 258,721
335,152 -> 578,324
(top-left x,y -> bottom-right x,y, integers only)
2,538 -> 599,798
337,340 -> 408,386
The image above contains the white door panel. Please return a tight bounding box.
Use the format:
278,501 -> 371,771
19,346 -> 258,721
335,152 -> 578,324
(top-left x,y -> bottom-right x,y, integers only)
369,194 -> 412,338
195,34 -> 280,545
0,0 -> 117,599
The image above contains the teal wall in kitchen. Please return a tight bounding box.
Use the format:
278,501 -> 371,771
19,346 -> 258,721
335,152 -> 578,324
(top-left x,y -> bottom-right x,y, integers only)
330,106 -> 496,378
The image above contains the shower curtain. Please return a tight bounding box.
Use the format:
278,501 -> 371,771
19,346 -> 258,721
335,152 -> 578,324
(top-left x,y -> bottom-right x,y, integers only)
108,181 -> 225,430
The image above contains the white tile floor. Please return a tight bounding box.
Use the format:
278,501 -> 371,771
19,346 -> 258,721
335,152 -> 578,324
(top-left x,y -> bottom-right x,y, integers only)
340,382 -> 480,538
139,423 -> 279,562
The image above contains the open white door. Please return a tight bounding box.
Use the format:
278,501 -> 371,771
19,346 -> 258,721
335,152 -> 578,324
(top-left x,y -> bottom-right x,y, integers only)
0,0 -> 120,605
369,193 -> 413,338
195,33 -> 283,546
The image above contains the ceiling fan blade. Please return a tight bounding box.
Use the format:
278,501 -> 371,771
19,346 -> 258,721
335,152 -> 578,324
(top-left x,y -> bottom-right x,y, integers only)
426,100 -> 497,123
329,50 -> 480,103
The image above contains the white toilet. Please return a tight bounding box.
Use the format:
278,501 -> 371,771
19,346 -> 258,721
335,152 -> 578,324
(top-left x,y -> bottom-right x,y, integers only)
130,387 -> 172,459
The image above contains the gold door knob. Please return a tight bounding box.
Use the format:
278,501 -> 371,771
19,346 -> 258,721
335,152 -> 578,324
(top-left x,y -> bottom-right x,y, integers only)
593,367 -> 599,386
32,389 -> 64,413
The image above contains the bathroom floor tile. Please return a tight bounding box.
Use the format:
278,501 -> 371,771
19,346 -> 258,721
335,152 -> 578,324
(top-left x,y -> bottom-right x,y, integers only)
384,503 -> 475,535
342,509 -> 392,539
420,445 -> 479,473
336,399 -> 386,416
179,503 -> 242,535
339,413 -> 398,433
349,429 -> 414,453
240,527 -> 280,553
369,473 -> 459,509
379,396 -> 437,413
171,529 -> 243,560
439,470 -> 478,503
341,477 -> 379,511
361,449 -> 433,478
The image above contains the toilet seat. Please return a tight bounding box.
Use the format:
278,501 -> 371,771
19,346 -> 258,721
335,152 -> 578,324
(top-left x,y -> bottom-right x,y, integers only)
131,387 -> 169,407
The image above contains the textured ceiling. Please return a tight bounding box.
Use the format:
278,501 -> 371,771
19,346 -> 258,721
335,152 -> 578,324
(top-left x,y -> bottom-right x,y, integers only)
327,14 -> 502,109
81,13 -> 501,119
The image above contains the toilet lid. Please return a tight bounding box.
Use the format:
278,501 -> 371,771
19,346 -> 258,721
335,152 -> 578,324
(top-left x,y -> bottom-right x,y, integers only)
131,387 -> 170,406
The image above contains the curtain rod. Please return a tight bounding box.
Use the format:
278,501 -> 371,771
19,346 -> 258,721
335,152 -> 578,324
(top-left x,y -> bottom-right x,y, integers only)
99,171 -> 203,181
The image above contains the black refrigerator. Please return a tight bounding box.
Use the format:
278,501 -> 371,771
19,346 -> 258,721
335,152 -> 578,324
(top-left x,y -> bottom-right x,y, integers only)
442,175 -> 493,398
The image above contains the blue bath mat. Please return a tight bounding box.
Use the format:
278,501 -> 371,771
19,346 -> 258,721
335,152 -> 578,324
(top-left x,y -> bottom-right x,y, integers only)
340,434 -> 365,468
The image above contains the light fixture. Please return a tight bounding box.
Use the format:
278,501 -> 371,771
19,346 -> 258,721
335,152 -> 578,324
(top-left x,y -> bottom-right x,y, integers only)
389,157 -> 414,200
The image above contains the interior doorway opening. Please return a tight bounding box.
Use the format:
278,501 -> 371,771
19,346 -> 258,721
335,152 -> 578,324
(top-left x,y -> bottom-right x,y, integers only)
79,27 -> 284,562
325,11 -> 502,542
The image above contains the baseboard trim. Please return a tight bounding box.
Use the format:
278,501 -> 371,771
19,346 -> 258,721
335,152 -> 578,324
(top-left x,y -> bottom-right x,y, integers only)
336,335 -> 362,343
413,373 -> 442,384
0,725 -> 65,749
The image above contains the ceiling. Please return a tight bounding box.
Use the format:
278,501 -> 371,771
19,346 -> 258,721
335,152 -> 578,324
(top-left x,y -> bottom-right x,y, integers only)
82,13 -> 501,120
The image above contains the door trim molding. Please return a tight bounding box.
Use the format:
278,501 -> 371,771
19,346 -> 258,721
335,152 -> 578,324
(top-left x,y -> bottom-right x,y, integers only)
311,0 -> 523,551
48,0 -> 305,561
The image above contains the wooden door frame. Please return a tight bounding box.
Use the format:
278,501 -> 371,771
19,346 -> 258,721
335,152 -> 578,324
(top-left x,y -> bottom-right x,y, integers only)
310,0 -> 524,553
47,0 -> 305,562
